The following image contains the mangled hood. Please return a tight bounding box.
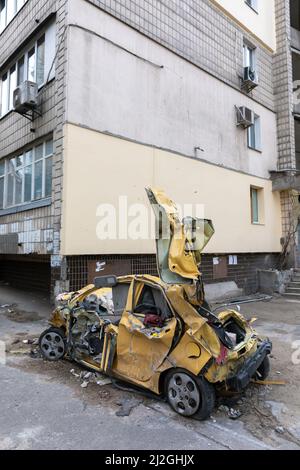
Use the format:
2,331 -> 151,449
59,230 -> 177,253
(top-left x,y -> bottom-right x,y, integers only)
146,187 -> 214,284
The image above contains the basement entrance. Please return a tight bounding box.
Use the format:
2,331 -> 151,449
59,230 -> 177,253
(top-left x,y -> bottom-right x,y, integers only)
0,255 -> 51,293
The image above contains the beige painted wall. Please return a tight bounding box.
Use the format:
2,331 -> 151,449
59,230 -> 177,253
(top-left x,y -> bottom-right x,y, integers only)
213,0 -> 276,51
61,124 -> 282,256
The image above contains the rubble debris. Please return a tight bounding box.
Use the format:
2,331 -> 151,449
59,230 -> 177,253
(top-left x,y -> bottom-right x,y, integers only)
218,404 -> 229,413
80,371 -> 93,381
70,369 -> 80,378
70,369 -> 112,388
115,397 -> 143,417
275,426 -> 285,434
30,348 -> 43,359
253,406 -> 271,418
218,404 -> 241,420
96,376 -> 112,386
228,408 -> 242,420
251,378 -> 286,386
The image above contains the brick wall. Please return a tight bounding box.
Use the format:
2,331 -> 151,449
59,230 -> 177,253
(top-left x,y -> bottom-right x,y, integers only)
0,204 -> 53,254
0,0 -> 68,258
67,252 -> 279,295
86,0 -> 274,111
274,0 -> 296,170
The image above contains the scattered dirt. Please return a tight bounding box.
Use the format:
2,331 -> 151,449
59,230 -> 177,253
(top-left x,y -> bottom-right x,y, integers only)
5,296 -> 300,447
10,346 -> 300,446
217,380 -> 300,447
5,334 -> 39,354
0,305 -> 42,323
9,355 -> 145,413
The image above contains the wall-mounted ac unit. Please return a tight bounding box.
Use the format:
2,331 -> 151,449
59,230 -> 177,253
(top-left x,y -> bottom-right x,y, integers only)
236,106 -> 254,128
242,66 -> 258,92
13,81 -> 38,114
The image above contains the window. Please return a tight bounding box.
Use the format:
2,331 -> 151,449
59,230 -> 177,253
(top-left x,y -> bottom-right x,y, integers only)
0,1 -> 6,33
243,41 -> 256,69
251,187 -> 259,223
247,114 -> 261,151
0,160 -> 4,209
27,47 -> 35,82
1,72 -> 8,115
0,139 -> 53,210
36,35 -> 45,87
17,56 -> 24,86
250,187 -> 264,224
0,0 -> 27,34
245,0 -> 258,13
9,64 -> 16,109
250,186 -> 264,224
291,0 -> 300,31
0,20 -> 56,117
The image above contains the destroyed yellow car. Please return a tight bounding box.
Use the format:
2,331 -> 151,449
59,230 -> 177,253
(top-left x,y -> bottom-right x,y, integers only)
39,188 -> 271,420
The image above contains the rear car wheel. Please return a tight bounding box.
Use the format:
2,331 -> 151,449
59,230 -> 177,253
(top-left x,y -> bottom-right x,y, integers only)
39,327 -> 66,361
165,368 -> 215,420
254,355 -> 270,381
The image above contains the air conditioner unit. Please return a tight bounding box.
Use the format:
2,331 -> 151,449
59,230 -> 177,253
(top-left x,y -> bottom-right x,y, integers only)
13,81 -> 38,114
242,66 -> 258,92
236,106 -> 254,128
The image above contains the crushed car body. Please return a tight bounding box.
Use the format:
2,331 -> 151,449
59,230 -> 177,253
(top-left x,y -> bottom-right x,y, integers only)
39,187 -> 272,419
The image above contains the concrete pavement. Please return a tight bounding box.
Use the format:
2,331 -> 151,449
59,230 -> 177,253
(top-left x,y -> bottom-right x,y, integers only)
0,287 -> 300,450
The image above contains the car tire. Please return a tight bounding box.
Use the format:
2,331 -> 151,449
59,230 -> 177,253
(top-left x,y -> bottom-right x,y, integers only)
165,368 -> 215,420
254,355 -> 270,381
39,327 -> 66,361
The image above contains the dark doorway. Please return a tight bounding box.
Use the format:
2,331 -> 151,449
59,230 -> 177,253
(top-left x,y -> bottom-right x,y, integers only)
0,255 -> 51,293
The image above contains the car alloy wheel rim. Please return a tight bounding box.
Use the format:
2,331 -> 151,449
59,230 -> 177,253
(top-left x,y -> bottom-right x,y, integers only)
41,332 -> 65,360
168,372 -> 200,416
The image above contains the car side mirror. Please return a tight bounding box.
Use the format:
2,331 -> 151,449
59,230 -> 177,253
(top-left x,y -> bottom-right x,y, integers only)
94,275 -> 118,288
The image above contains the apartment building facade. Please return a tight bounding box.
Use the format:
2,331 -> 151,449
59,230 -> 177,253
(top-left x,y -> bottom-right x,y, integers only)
0,0 -> 297,297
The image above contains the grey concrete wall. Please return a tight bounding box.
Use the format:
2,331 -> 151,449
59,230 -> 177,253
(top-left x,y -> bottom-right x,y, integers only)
85,0 -> 275,111
67,0 -> 278,179
0,0 -> 68,256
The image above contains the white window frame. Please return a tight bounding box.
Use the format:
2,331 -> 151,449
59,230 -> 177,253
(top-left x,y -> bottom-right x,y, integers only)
0,19 -> 56,118
247,114 -> 261,151
250,186 -> 264,225
243,41 -> 256,69
0,0 -> 27,34
0,139 -> 53,210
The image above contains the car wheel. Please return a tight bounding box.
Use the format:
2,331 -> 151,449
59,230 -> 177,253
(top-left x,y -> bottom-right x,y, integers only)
39,327 -> 66,361
254,355 -> 270,381
165,368 -> 215,420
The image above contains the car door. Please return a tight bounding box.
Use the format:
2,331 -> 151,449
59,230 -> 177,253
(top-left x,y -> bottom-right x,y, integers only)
145,187 -> 215,284
115,278 -> 177,382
